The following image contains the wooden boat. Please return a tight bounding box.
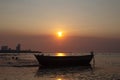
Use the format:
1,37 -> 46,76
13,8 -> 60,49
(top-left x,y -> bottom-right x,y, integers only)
34,53 -> 94,67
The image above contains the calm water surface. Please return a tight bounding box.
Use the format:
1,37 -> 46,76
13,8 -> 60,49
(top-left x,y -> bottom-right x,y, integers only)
0,53 -> 120,80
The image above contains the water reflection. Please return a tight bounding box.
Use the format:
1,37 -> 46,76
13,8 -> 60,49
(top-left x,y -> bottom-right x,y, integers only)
56,53 -> 66,56
34,64 -> 93,78
56,78 -> 62,80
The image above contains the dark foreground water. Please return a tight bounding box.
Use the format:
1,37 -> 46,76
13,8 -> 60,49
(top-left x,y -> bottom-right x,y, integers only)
0,53 -> 120,80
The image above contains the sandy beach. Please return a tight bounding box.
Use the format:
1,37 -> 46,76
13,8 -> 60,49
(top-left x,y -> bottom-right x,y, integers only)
0,53 -> 120,80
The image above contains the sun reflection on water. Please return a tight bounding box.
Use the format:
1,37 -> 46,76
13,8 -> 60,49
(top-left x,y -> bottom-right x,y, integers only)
56,53 -> 66,56
56,78 -> 62,80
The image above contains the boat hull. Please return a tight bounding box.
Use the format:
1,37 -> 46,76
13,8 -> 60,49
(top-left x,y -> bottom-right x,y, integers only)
35,54 -> 93,67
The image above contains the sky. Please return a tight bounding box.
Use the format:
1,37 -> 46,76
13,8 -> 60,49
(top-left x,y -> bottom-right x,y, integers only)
0,0 -> 120,52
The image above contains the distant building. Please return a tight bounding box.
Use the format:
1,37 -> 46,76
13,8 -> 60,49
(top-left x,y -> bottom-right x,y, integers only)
1,46 -> 8,51
8,48 -> 12,51
16,44 -> 21,51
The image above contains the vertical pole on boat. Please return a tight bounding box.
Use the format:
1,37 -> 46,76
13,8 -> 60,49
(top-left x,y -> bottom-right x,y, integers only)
91,51 -> 95,68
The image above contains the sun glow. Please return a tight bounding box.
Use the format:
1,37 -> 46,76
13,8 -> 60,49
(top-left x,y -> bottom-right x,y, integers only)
56,53 -> 66,56
57,31 -> 63,38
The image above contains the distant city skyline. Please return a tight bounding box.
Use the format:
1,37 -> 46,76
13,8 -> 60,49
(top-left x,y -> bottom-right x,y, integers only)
0,0 -> 120,52
0,44 -> 21,51
0,44 -> 41,53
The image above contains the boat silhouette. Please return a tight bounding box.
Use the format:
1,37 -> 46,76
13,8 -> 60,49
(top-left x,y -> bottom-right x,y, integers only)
34,52 -> 94,67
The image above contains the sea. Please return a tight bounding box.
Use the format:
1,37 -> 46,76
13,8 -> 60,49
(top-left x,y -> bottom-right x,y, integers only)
0,53 -> 120,80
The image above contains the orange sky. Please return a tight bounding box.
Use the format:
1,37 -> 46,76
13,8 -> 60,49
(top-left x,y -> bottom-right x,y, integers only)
0,0 -> 120,52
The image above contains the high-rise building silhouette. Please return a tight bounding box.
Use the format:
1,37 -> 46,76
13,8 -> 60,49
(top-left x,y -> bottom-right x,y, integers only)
16,44 -> 21,51
1,46 -> 8,51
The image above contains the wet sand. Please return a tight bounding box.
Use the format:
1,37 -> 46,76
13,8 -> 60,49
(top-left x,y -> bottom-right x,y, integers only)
0,53 -> 120,80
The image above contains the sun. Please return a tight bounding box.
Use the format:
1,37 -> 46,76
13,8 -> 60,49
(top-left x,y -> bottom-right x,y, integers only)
57,31 -> 63,38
